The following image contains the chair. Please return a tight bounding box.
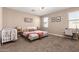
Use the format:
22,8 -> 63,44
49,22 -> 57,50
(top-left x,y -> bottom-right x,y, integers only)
64,28 -> 73,39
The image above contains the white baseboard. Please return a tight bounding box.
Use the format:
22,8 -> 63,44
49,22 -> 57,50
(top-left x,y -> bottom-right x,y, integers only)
48,33 -> 64,37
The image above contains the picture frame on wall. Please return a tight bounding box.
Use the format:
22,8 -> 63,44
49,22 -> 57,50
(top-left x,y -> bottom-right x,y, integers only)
51,16 -> 61,22
56,16 -> 61,22
51,17 -> 56,22
24,17 -> 33,23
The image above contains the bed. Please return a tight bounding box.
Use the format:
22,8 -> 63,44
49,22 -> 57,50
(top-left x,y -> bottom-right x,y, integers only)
22,30 -> 48,41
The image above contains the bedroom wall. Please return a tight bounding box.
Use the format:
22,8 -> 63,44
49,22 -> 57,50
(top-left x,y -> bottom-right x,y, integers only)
0,7 -> 3,30
3,8 -> 40,29
41,7 -> 79,36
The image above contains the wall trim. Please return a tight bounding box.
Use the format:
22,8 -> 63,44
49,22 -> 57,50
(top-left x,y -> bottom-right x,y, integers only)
48,33 -> 64,37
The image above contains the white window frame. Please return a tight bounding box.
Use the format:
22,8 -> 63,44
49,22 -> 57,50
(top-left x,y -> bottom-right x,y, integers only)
43,17 -> 48,28
68,11 -> 79,29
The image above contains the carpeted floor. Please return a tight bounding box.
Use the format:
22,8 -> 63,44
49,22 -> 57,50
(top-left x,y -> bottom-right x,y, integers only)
0,35 -> 79,52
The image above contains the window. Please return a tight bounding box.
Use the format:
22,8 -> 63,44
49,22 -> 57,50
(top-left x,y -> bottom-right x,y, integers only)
69,11 -> 79,29
43,17 -> 48,28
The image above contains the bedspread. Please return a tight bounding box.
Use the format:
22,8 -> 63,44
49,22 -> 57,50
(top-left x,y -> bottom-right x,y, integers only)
23,30 -> 48,40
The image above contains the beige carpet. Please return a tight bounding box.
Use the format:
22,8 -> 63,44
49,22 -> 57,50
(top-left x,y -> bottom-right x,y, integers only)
0,35 -> 79,52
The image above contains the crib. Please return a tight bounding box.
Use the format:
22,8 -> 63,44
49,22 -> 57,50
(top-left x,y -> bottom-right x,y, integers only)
0,28 -> 17,45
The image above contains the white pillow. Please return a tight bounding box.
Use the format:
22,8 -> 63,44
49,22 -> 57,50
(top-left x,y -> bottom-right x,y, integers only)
27,27 -> 37,30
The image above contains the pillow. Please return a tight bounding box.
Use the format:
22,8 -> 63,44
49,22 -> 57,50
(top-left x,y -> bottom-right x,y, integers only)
27,27 -> 37,31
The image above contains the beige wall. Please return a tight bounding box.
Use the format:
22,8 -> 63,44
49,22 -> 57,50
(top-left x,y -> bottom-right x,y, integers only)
3,8 -> 40,29
0,7 -> 3,30
41,7 -> 79,35
2,7 -> 79,35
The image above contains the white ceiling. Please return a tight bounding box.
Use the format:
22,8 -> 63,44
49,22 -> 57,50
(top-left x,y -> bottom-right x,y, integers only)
8,7 -> 69,16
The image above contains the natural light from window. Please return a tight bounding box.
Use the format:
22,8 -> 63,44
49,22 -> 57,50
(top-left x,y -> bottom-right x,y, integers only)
43,17 -> 48,28
69,11 -> 79,29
